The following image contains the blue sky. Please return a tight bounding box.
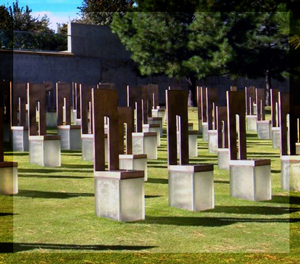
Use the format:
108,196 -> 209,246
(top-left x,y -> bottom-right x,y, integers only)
2,0 -> 82,31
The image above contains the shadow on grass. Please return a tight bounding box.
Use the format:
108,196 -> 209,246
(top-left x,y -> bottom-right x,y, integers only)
142,216 -> 300,227
147,157 -> 167,162
147,164 -> 167,169
61,150 -> 82,154
214,180 -> 230,184
19,168 -> 59,174
0,242 -> 156,253
262,195 -> 300,205
247,152 -> 279,157
61,154 -> 82,157
271,170 -> 281,174
16,190 -> 93,199
147,178 -> 168,184
211,205 -> 299,215
0,213 -> 14,216
246,134 -> 258,138
145,195 -> 162,199
18,174 -> 91,179
5,152 -> 28,156
61,150 -> 82,157
61,164 -> 93,169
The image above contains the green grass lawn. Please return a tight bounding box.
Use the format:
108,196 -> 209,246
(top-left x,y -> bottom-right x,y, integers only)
1,107 -> 300,263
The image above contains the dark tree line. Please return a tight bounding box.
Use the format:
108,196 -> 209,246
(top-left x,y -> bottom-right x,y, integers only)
0,1 -> 67,51
2,0 -> 299,105
78,0 -> 296,105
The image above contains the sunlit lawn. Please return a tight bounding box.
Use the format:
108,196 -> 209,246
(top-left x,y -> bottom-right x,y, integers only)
0,107 -> 299,263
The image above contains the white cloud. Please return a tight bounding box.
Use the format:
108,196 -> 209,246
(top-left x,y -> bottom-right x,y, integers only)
31,11 -> 80,32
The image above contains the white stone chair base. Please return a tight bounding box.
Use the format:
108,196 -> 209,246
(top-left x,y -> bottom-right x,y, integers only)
272,127 -> 280,149
58,125 -> 82,150
71,109 -> 76,124
246,115 -> 257,132
253,103 -> 257,115
281,155 -> 300,191
152,107 -> 166,124
296,143 -> 300,155
148,117 -> 163,134
229,159 -> 271,201
75,119 -> 81,126
119,154 -> 148,181
168,164 -> 214,211
202,122 -> 208,141
132,132 -> 158,159
208,130 -> 218,153
46,111 -> 57,127
0,162 -> 18,195
188,123 -> 194,131
81,134 -> 107,162
218,148 -> 230,170
94,170 -> 145,222
81,134 -> 94,161
12,126 -> 29,151
177,131 -> 198,158
143,124 -> 161,146
257,120 -> 272,139
29,135 -> 61,167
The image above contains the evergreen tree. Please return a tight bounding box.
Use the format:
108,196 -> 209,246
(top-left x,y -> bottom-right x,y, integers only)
78,0 -> 134,25
226,11 -> 289,105
0,1 -> 67,51
111,11 -> 232,105
111,1 -> 289,105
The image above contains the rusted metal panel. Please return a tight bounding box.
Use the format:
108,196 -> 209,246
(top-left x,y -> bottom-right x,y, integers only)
166,90 -> 189,165
27,83 -> 46,136
56,82 -> 71,126
80,84 -> 94,134
227,91 -> 247,160
10,82 -> 27,127
118,106 -> 133,155
256,88 -> 265,121
270,89 -> 280,127
245,86 -> 256,115
279,92 -> 290,155
206,88 -> 218,130
93,88 -> 119,171
217,106 -> 228,149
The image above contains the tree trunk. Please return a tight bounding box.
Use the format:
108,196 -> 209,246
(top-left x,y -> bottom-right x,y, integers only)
185,76 -> 197,107
265,70 -> 271,106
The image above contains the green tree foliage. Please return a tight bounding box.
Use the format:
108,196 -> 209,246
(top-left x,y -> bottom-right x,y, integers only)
78,0 -> 134,25
0,5 -> 13,48
226,11 -> 289,105
111,1 -> 290,105
276,4 -> 300,86
111,11 -> 232,105
0,1 -> 67,51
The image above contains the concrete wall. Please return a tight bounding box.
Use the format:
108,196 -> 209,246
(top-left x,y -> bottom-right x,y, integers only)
0,22 -> 289,108
68,23 -> 131,60
0,23 -> 155,107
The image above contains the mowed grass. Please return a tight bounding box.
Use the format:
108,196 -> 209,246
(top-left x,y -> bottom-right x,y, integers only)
1,107 -> 300,263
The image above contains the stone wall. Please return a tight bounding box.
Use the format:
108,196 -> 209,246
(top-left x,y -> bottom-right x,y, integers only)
0,22 -> 289,108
